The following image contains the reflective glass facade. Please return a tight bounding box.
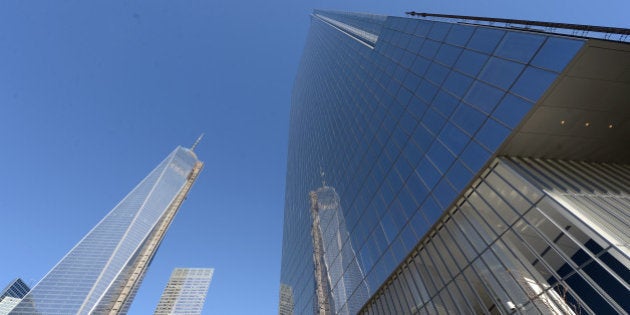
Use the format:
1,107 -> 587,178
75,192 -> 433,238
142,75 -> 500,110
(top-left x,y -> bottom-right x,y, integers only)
280,10 -> 629,315
11,146 -> 203,315
154,268 -> 214,315
0,279 -> 29,315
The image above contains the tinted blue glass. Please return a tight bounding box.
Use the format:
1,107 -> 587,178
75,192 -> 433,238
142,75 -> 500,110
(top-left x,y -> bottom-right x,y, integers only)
416,79 -> 439,103
426,62 -> 449,85
460,140 -> 491,171
467,27 -> 505,54
511,66 -> 558,101
417,158 -> 441,188
433,90 -> 459,117
421,108 -> 446,135
476,118 -> 510,151
420,39 -> 440,58
427,141 -> 455,173
493,93 -> 534,128
421,196 -> 442,224
438,122 -> 470,155
433,179 -> 458,209
445,24 -> 474,47
427,22 -> 451,41
407,96 -> 428,119
446,159 -> 473,191
412,20 -> 432,37
411,124 -> 433,152
406,171 -> 429,204
495,32 -> 545,63
401,50 -> 415,68
435,44 -> 462,66
411,56 -> 430,76
479,57 -> 525,90
442,71 -> 473,98
464,81 -> 505,113
403,72 -> 422,92
454,49 -> 489,77
452,103 -> 486,135
532,37 -> 585,72
408,36 -> 424,52
396,86 -> 413,107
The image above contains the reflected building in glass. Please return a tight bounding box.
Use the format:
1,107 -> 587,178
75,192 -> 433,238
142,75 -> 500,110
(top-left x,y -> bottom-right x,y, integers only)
154,268 -> 214,315
11,145 -> 203,314
0,279 -> 29,315
280,10 -> 630,314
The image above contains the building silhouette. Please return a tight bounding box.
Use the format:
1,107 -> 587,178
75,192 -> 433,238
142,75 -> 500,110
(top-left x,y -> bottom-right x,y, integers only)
154,268 -> 213,315
0,279 -> 29,314
280,10 -> 629,314
11,145 -> 203,314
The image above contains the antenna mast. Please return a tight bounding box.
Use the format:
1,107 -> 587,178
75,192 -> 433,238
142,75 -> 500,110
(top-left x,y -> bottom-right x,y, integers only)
191,134 -> 204,152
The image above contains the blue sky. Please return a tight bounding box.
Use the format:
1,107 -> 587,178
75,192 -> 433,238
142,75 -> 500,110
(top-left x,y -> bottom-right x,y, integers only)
0,1 -> 627,314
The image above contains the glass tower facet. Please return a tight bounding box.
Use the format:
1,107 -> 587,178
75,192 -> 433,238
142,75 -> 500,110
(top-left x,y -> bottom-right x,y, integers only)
0,279 -> 29,315
280,10 -> 629,314
154,268 -> 214,315
11,146 -> 203,315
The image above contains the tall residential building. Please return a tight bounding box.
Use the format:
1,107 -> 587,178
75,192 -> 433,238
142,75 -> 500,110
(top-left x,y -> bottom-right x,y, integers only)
11,145 -> 203,314
280,10 -> 629,314
0,279 -> 29,315
154,268 -> 214,315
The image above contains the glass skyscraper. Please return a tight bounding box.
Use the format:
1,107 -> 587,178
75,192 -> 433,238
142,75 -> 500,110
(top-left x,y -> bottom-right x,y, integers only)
0,279 -> 29,315
280,10 -> 629,314
11,146 -> 203,314
154,268 -> 214,315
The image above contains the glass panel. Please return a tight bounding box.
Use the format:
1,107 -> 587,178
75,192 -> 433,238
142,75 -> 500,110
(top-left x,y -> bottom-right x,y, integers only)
428,22 -> 451,41
531,37 -> 585,72
479,57 -> 525,90
436,43 -> 462,66
494,31 -> 545,63
454,49 -> 488,77
442,71 -> 473,98
451,103 -> 487,136
445,24 -> 474,46
511,66 -> 558,102
492,93 -> 533,128
411,55 -> 431,76
467,27 -> 505,54
426,62 -> 450,85
464,81 -> 505,114
476,118 -> 510,151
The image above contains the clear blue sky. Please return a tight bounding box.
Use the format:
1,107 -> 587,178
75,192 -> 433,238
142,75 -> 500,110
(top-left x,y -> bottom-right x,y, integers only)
0,1 -> 627,314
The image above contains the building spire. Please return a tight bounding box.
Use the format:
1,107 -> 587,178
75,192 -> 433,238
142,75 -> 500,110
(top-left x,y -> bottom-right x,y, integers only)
191,134 -> 204,152
320,167 -> 326,187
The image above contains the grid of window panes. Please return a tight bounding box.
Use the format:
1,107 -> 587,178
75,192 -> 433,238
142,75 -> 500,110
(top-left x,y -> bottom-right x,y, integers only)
360,157 -> 630,314
0,279 -> 29,300
155,268 -> 214,315
11,147 -> 199,315
281,11 -> 587,314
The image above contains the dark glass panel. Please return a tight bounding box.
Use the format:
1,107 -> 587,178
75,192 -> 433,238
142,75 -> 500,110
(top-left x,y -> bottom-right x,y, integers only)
479,57 -> 525,90
442,71 -> 473,98
476,119 -> 510,151
445,24 -> 475,47
495,31 -> 545,63
492,93 -> 533,128
467,27 -> 505,54
435,44 -> 463,66
464,81 -> 505,114
531,37 -> 584,72
511,66 -> 558,101
454,49 -> 489,77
